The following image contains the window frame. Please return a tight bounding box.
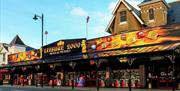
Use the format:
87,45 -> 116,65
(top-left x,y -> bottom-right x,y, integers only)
3,53 -> 6,62
120,11 -> 127,23
149,8 -> 155,20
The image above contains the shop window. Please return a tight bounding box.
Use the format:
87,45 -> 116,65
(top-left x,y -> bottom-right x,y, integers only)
120,11 -> 127,23
149,9 -> 154,20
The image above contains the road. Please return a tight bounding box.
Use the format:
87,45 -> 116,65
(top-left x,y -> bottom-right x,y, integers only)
0,86 -> 86,91
0,85 -> 175,91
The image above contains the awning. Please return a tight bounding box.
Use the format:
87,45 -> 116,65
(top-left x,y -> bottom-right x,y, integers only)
88,42 -> 180,58
4,43 -> 180,67
44,42 -> 180,61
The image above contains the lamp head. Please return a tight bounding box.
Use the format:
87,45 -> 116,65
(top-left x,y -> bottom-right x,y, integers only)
33,14 -> 38,20
91,44 -> 96,50
45,31 -> 48,35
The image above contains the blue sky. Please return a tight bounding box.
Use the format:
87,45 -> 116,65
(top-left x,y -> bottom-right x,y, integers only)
0,0 -> 175,49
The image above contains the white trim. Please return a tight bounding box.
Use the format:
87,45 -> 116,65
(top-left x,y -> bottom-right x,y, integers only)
112,0 -> 144,24
132,11 -> 144,24
105,15 -> 115,32
119,21 -> 127,25
112,0 -> 131,14
148,19 -> 155,23
106,0 -> 145,33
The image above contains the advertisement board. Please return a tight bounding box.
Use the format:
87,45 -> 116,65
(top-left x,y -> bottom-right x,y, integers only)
87,24 -> 180,52
8,50 -> 41,63
43,38 -> 86,57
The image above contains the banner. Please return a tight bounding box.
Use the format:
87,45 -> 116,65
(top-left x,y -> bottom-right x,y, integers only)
87,24 -> 180,52
43,38 -> 86,57
8,50 -> 41,63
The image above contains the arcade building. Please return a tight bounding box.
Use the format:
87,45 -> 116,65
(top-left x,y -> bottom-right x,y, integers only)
0,0 -> 180,90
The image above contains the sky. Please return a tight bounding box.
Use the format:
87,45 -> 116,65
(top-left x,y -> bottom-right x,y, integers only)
0,0 -> 176,49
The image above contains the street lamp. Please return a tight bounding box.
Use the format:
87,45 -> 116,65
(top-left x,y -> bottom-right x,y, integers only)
22,66 -> 26,87
10,67 -> 16,86
69,62 -> 76,89
91,44 -> 100,91
127,58 -> 135,91
86,16 -> 90,39
33,13 -> 44,88
35,65 -> 40,87
50,64 -> 55,88
45,30 -> 48,45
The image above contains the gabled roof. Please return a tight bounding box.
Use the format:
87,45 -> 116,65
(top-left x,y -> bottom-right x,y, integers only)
138,0 -> 169,8
141,0 -> 154,4
112,0 -> 144,24
106,0 -> 144,33
10,35 -> 25,46
0,43 -> 9,52
105,15 -> 115,33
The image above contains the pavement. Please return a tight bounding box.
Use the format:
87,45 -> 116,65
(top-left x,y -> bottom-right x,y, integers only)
0,85 -> 177,91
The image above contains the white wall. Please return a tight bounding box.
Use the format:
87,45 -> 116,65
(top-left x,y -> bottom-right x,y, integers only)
0,44 -> 26,66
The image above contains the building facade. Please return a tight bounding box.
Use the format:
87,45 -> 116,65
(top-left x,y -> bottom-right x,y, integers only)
106,0 -> 180,34
0,0 -> 180,90
0,35 -> 34,84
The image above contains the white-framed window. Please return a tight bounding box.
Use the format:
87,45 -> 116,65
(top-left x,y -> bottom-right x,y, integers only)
0,53 -> 5,62
149,8 -> 154,20
120,11 -> 127,23
3,53 -> 5,62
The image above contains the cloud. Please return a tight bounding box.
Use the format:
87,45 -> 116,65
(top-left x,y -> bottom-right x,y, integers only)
96,12 -> 107,19
70,7 -> 88,17
95,12 -> 111,22
88,25 -> 110,39
93,26 -> 106,33
108,0 -> 141,12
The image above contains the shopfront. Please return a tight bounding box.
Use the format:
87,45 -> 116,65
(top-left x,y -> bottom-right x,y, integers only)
1,24 -> 180,90
85,24 -> 180,88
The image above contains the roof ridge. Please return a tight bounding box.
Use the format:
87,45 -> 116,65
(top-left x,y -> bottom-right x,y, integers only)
138,0 -> 169,8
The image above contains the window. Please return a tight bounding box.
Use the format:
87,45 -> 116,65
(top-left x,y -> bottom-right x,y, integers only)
120,11 -> 127,23
149,9 -> 154,20
0,53 -> 5,62
3,53 -> 5,62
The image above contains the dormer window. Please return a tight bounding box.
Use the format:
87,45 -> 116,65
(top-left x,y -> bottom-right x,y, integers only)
149,9 -> 154,20
120,11 -> 127,23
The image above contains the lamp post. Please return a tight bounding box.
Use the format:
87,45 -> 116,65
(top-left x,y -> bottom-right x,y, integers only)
127,58 -> 135,91
33,13 -> 44,88
69,62 -> 76,89
91,44 -> 100,91
45,30 -> 48,45
35,65 -> 40,87
50,64 -> 55,88
22,66 -> 26,87
86,16 -> 90,39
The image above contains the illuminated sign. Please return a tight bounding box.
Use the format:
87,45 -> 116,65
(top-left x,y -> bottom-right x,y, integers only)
87,24 -> 180,52
8,50 -> 41,63
43,39 -> 86,56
